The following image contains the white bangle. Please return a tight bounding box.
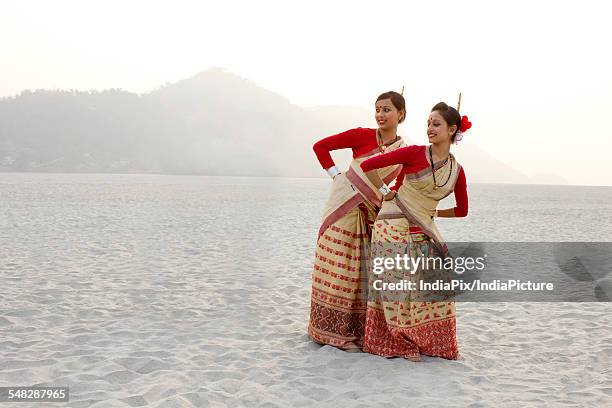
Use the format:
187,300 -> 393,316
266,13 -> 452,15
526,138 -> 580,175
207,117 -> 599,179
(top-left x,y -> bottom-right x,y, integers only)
326,166 -> 340,178
378,184 -> 391,195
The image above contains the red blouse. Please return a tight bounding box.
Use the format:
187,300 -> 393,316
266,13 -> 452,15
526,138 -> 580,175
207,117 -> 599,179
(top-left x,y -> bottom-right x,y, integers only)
313,127 -> 381,169
361,145 -> 468,217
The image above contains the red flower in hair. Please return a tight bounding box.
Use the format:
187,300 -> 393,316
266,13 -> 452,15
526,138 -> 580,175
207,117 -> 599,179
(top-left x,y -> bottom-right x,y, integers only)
460,115 -> 472,133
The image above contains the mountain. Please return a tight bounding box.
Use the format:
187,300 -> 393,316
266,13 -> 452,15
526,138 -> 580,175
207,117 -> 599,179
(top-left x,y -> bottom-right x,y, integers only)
0,68 -> 532,183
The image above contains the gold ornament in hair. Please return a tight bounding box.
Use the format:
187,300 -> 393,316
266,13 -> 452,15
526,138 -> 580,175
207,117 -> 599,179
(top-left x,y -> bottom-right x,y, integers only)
457,92 -> 462,112
400,85 -> 404,96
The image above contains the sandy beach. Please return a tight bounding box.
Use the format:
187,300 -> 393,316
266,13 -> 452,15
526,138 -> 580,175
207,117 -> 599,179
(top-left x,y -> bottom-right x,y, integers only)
1,293 -> 610,407
1,174 -> 611,407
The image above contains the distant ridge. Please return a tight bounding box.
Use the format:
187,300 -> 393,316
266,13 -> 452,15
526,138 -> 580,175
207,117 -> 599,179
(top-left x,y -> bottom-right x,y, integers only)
0,68 -> 542,184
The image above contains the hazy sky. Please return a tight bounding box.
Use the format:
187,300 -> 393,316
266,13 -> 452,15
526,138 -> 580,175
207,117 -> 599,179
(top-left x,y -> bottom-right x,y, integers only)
1,0 -> 611,185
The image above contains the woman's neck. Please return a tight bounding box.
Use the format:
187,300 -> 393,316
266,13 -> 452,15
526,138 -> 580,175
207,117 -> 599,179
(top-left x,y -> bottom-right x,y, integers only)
430,141 -> 451,161
379,127 -> 398,144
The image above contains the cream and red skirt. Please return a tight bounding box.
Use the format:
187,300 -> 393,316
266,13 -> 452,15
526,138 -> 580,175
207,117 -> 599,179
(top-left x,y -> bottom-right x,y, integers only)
308,202 -> 376,351
363,218 -> 459,360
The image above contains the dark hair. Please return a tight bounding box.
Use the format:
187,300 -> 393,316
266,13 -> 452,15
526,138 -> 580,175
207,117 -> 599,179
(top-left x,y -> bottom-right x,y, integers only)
431,102 -> 461,142
376,91 -> 406,123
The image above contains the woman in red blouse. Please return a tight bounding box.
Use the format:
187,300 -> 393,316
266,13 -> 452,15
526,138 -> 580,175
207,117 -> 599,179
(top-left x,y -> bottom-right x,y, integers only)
359,101 -> 471,361
308,92 -> 407,351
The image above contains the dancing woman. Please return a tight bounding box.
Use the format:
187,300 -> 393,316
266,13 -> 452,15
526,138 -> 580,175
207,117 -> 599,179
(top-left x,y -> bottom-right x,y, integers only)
308,92 -> 407,351
359,101 -> 471,360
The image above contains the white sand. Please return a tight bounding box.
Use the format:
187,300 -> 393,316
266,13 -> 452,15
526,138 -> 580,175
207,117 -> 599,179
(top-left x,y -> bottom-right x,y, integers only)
1,174 -> 611,406
1,280 -> 610,407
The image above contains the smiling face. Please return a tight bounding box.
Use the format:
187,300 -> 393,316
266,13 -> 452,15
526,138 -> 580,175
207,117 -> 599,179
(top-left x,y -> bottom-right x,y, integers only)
427,110 -> 457,144
375,98 -> 404,130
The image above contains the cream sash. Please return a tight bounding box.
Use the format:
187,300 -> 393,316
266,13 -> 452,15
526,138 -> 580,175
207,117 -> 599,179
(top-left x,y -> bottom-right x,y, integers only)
318,138 -> 406,237
376,151 -> 462,256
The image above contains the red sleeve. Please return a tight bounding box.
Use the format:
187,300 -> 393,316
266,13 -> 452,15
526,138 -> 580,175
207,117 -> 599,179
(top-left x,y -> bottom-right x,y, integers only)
452,167 -> 468,217
360,145 -> 420,172
390,168 -> 406,191
313,128 -> 370,169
